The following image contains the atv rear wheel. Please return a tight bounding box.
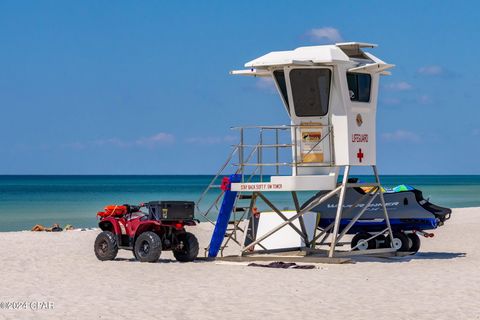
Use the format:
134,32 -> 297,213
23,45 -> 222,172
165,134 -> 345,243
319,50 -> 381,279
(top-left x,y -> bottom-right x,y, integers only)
94,231 -> 118,261
134,231 -> 162,263
351,232 -> 376,251
386,231 -> 410,251
173,232 -> 199,262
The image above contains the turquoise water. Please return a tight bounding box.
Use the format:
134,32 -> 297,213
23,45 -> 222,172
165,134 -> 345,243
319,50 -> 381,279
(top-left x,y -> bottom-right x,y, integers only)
0,175 -> 479,232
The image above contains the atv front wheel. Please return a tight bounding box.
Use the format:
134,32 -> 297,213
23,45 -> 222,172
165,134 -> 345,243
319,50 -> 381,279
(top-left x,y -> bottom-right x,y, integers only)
173,232 -> 199,262
134,231 -> 162,263
94,231 -> 118,261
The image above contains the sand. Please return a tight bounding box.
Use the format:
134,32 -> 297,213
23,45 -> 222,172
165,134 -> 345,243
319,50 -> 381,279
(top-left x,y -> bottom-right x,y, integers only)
0,207 -> 479,320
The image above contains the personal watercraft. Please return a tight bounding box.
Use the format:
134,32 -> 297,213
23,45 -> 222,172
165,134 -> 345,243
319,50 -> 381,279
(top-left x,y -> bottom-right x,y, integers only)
301,181 -> 452,252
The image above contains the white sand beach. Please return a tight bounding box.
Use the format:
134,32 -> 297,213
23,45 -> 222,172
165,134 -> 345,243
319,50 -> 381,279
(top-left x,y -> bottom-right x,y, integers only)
0,207 -> 479,320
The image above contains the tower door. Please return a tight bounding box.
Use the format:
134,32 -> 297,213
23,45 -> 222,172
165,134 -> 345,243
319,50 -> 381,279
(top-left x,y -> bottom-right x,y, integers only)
282,66 -> 333,175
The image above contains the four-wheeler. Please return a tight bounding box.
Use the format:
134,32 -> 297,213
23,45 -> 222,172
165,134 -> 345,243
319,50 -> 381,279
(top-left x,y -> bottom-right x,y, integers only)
94,201 -> 199,263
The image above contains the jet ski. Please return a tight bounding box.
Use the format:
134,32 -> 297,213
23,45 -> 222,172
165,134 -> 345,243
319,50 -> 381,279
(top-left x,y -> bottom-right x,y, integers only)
301,180 -> 452,252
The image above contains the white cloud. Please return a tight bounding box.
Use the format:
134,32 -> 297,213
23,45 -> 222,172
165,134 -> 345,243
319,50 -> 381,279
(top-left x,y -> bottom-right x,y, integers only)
380,97 -> 402,105
380,94 -> 432,106
417,65 -> 444,76
417,94 -> 432,105
79,132 -> 175,149
381,130 -> 421,143
255,77 -> 276,92
186,135 -> 237,145
384,81 -> 413,91
306,27 -> 343,43
135,132 -> 175,147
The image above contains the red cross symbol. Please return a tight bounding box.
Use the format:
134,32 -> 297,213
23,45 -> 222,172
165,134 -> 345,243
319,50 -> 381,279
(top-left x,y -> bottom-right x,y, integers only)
357,148 -> 364,163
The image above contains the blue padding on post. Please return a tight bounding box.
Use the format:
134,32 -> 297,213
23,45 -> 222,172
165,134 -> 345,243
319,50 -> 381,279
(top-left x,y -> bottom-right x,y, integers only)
208,174 -> 242,258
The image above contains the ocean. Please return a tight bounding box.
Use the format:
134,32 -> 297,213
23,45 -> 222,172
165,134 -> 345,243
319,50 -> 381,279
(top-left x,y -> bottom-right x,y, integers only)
0,175 -> 479,232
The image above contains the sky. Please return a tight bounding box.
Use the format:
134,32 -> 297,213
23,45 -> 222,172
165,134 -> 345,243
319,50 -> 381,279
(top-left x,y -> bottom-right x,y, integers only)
0,1 -> 479,175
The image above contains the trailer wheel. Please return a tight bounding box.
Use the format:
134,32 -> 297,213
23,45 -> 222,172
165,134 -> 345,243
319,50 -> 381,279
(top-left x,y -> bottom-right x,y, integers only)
386,231 -> 410,251
351,232 -> 376,251
94,231 -> 118,261
407,233 -> 421,253
375,234 -> 388,248
173,232 -> 199,262
134,231 -> 162,262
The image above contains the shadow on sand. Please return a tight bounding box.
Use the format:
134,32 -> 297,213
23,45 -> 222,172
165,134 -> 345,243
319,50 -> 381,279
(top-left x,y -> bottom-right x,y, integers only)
406,252 -> 467,260
112,257 -> 210,263
113,257 -> 174,263
354,251 -> 466,263
110,252 -> 466,265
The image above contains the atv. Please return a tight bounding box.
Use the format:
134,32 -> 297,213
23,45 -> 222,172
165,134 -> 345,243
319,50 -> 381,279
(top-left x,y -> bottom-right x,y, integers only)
94,201 -> 199,263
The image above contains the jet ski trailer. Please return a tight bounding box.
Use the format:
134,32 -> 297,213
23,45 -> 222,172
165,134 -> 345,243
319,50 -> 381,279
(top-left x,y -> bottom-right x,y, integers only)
196,42 -> 451,260
303,182 -> 451,252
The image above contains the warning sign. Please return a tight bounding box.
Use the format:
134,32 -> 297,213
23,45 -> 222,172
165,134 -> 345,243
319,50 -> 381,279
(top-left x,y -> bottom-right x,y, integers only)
300,128 -> 324,163
239,183 -> 283,191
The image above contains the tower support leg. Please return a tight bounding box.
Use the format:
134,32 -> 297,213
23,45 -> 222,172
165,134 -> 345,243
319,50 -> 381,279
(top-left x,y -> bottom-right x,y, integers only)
373,165 -> 396,246
328,166 -> 350,258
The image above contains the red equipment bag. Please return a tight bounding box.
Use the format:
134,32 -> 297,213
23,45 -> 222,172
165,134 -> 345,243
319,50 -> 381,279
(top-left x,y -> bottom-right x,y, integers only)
220,176 -> 231,191
97,205 -> 128,218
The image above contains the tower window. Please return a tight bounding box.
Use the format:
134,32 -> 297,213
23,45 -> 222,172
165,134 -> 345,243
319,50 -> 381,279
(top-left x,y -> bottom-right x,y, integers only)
290,68 -> 331,117
273,70 -> 290,111
347,73 -> 371,102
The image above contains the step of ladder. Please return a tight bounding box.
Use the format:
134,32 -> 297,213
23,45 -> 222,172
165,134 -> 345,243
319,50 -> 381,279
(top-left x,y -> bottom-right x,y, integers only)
233,207 -> 249,212
238,194 -> 253,200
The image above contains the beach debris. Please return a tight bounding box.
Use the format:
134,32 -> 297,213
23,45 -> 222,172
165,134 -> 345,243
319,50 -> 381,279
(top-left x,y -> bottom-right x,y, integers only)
248,261 -> 315,269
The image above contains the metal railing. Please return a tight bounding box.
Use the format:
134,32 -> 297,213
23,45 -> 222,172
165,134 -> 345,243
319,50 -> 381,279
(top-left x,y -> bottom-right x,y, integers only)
195,143 -> 260,224
232,124 -> 334,182
195,124 -> 334,224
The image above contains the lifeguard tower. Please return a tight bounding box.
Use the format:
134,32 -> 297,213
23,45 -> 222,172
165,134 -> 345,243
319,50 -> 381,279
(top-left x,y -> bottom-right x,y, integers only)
197,42 -> 397,259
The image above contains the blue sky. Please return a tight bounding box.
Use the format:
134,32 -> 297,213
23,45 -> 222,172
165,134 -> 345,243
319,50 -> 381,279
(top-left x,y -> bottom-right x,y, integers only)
1,1 -> 478,174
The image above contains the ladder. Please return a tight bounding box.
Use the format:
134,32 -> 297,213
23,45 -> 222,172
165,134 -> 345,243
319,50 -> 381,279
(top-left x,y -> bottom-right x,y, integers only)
196,143 -> 263,256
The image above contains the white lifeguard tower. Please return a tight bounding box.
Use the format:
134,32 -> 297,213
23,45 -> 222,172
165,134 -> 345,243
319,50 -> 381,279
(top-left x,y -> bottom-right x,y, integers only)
197,42 -> 397,260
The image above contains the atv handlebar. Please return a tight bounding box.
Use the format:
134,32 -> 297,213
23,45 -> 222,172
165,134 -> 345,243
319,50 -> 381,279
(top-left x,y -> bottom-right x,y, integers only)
124,204 -> 144,214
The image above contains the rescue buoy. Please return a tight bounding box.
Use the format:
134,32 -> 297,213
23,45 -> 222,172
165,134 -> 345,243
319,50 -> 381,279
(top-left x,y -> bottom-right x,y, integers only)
97,205 -> 128,218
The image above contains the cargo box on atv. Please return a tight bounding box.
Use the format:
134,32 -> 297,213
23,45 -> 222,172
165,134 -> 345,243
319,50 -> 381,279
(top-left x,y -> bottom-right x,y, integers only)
145,201 -> 195,221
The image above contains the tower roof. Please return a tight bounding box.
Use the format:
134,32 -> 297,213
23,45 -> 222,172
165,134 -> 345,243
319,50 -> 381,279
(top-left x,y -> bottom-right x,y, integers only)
236,42 -> 394,75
